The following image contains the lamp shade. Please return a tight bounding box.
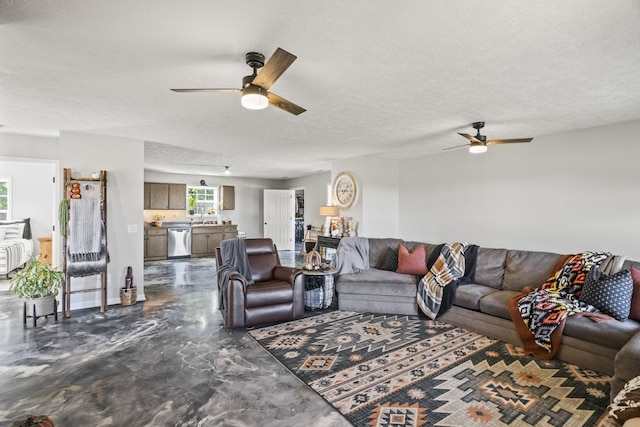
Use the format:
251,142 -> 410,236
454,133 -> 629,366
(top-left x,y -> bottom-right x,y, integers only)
241,85 -> 268,110
319,205 -> 339,216
469,142 -> 487,154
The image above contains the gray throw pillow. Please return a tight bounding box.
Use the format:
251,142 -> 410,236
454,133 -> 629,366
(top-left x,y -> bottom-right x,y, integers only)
580,267 -> 633,321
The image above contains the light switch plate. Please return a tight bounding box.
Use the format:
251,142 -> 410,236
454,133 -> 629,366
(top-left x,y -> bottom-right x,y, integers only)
128,224 -> 137,233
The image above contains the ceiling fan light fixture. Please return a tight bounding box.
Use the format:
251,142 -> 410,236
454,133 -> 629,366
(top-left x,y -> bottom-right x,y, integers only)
223,166 -> 231,175
469,142 -> 487,154
241,84 -> 268,110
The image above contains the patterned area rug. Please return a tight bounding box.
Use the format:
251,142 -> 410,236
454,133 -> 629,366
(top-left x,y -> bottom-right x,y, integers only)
249,311 -> 617,427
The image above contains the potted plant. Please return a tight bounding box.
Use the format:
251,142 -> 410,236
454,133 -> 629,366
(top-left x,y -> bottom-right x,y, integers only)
188,196 -> 197,215
10,257 -> 64,318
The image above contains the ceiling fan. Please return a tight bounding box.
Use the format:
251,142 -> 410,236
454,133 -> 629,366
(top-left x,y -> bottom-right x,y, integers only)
171,47 -> 306,116
444,122 -> 533,153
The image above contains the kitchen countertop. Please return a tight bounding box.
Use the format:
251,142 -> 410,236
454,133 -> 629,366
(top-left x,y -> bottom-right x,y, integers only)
144,222 -> 236,229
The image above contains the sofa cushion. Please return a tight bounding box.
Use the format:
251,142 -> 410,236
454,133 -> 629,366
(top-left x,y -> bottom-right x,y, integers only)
245,280 -> 293,308
336,268 -> 417,297
563,315 -> 640,350
453,284 -> 501,311
397,243 -> 428,275
502,249 -> 565,292
367,238 -> 404,268
478,289 -> 521,320
475,247 -> 507,289
378,247 -> 398,271
581,268 -> 633,321
402,241 -> 438,261
338,268 -> 417,286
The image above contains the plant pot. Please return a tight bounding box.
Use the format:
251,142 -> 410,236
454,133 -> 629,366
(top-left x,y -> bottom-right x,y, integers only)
26,295 -> 56,317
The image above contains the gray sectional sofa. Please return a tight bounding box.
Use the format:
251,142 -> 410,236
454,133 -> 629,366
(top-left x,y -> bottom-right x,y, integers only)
334,237 -> 640,399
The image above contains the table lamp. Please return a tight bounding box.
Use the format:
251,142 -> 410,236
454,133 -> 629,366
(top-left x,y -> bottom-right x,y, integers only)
319,205 -> 339,236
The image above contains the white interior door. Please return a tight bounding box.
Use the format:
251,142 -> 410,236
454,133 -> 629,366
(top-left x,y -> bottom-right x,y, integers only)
263,189 -> 295,251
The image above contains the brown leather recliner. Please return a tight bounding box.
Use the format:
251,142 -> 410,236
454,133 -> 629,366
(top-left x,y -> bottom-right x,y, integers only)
215,238 -> 304,328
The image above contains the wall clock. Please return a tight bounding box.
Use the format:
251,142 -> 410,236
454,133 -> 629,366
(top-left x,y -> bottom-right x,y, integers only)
332,171 -> 358,209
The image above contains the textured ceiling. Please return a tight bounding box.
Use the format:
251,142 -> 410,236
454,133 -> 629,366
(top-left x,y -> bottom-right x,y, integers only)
2,1 -> 640,179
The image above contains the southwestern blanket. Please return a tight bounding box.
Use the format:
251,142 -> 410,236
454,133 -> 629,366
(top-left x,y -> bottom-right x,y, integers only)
509,251 -> 614,358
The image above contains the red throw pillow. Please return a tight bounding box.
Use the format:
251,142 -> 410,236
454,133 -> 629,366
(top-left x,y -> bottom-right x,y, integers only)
396,244 -> 428,275
629,266 -> 640,321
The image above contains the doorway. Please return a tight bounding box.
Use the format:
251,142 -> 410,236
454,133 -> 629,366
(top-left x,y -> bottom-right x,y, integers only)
263,189 -> 295,251
295,189 -> 304,252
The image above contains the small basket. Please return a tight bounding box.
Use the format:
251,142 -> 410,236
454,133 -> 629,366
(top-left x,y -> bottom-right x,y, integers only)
303,250 -> 322,270
120,287 -> 137,306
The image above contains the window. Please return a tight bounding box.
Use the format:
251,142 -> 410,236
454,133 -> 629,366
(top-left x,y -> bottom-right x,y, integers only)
187,186 -> 218,216
0,177 -> 9,220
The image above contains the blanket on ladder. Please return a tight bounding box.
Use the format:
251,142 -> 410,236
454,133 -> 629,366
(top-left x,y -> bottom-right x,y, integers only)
508,251 -> 620,358
417,242 -> 478,319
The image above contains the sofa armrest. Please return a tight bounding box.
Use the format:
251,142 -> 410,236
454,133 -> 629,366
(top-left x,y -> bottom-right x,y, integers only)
613,331 -> 640,399
224,275 -> 248,328
273,266 -> 302,284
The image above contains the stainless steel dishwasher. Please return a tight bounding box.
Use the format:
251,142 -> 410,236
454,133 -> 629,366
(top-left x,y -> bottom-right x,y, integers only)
167,227 -> 192,258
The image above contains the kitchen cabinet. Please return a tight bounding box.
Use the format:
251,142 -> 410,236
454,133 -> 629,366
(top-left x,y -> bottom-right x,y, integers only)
191,227 -> 223,257
147,183 -> 169,209
144,182 -> 186,210
145,228 -> 168,260
220,185 -> 235,210
144,182 -> 151,209
169,183 -> 186,210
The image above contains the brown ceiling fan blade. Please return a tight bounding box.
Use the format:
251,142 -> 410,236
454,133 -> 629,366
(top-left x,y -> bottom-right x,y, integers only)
486,137 -> 533,145
443,143 -> 471,151
170,88 -> 241,93
267,92 -> 306,115
251,48 -> 297,90
458,133 -> 482,143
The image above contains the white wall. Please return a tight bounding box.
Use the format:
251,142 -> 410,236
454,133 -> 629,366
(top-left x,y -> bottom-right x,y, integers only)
398,119 -> 640,260
60,131 -> 145,309
333,156 -> 400,237
0,158 -> 57,258
0,134 -> 61,265
0,133 -> 59,159
144,171 -> 284,238
283,171 -> 331,229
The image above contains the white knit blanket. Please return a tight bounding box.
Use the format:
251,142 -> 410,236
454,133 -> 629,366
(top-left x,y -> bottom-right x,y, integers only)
69,198 -> 102,260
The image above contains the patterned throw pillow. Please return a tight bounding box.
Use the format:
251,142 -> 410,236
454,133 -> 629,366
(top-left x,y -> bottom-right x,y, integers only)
396,244 -> 428,275
0,224 -> 24,240
0,218 -> 31,239
378,247 -> 398,271
609,375 -> 640,425
580,267 -> 633,321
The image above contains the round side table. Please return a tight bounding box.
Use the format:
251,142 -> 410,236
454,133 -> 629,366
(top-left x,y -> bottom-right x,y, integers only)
302,268 -> 336,310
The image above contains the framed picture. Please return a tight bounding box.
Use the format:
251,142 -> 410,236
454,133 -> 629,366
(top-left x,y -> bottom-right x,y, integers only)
330,217 -> 353,237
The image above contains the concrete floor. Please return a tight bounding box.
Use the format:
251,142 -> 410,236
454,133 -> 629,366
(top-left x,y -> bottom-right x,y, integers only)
0,252 -> 352,426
